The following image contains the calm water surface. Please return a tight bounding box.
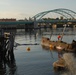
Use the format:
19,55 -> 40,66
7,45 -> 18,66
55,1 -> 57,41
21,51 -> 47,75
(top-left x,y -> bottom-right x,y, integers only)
14,34 -> 58,75
0,28 -> 76,75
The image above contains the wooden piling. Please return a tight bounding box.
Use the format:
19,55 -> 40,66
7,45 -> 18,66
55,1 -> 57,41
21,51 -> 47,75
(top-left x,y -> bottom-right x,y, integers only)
0,30 -> 15,62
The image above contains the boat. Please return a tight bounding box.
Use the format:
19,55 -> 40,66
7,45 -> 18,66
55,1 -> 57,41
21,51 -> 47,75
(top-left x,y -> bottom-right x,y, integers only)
53,58 -> 67,71
41,37 -> 76,52
41,25 -> 76,52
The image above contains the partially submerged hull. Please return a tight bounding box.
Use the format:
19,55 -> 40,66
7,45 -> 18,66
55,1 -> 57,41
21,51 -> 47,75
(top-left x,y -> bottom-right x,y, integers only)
41,37 -> 76,52
53,58 -> 67,71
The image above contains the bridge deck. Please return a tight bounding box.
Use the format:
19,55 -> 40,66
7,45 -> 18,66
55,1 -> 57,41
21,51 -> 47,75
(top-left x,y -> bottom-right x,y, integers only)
0,21 -> 34,25
0,19 -> 76,25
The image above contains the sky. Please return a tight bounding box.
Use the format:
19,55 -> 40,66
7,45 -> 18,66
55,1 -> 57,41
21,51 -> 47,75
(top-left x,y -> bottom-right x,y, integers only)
0,0 -> 76,20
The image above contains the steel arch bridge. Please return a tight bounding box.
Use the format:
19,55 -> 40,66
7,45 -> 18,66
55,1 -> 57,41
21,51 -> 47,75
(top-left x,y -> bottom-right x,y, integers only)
32,8 -> 76,20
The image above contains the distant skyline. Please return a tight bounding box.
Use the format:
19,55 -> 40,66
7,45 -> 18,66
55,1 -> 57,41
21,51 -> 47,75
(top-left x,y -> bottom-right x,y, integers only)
0,0 -> 76,20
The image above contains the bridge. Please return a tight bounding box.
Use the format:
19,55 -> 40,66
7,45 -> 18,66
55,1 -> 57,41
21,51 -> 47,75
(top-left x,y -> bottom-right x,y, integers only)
0,8 -> 76,62
0,8 -> 76,29
32,8 -> 76,20
0,19 -> 76,30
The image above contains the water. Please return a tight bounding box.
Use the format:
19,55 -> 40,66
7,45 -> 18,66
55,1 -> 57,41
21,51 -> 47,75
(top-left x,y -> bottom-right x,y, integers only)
0,28 -> 76,75
14,35 -> 58,75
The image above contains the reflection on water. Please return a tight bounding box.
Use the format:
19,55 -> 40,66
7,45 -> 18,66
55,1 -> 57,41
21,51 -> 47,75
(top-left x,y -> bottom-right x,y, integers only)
0,54 -> 17,75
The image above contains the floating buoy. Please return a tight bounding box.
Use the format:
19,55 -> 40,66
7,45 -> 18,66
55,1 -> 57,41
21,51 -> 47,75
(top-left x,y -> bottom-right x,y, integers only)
26,47 -> 30,51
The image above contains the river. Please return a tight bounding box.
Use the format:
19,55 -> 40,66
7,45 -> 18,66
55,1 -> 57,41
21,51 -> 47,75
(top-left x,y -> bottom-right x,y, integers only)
0,28 -> 76,75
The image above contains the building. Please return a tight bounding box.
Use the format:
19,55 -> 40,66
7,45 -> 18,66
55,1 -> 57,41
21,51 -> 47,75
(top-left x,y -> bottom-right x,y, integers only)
0,18 -> 16,22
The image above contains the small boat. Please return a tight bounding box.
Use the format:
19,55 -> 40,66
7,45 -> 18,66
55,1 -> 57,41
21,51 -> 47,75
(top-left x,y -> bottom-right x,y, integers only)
41,25 -> 76,52
53,58 -> 67,71
41,37 -> 76,52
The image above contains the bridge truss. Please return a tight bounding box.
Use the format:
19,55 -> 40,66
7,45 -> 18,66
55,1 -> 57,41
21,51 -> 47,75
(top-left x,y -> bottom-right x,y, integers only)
32,8 -> 76,20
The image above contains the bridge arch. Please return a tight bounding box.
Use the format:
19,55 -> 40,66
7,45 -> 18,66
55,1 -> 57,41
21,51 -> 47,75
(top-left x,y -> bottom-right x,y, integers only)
32,8 -> 76,20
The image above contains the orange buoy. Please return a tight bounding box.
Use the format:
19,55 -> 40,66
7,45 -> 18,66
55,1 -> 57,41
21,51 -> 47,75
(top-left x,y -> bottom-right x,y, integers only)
27,47 -> 30,51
